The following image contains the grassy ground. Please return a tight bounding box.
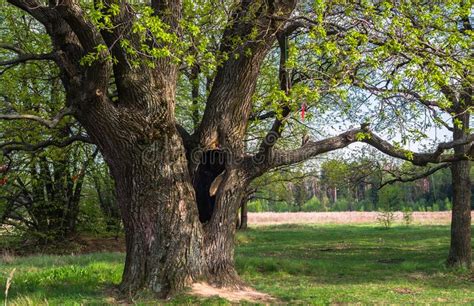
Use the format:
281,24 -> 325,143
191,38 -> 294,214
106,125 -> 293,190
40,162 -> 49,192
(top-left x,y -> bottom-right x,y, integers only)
1,224 -> 473,304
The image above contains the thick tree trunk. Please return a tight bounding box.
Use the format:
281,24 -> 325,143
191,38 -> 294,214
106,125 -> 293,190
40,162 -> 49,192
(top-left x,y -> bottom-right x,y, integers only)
6,0 -> 298,298
111,137 -> 205,296
204,169 -> 249,286
80,107 -> 209,296
447,112 -> 472,268
240,199 -> 248,230
448,160 -> 472,268
101,130 -> 208,297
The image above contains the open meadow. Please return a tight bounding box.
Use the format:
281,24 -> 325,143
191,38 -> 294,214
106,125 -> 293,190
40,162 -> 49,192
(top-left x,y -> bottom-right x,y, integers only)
247,211 -> 472,226
1,213 -> 473,304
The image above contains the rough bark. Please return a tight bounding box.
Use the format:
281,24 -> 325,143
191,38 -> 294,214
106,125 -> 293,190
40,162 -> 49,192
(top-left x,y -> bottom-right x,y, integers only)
447,111 -> 472,269
196,0 -> 297,151
203,169 -> 250,286
113,141 -> 206,295
82,101 -> 208,296
240,197 -> 249,230
74,60 -> 210,295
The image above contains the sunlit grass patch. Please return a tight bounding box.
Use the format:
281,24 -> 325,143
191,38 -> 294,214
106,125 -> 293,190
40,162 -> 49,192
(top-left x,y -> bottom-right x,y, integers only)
1,224 -> 473,304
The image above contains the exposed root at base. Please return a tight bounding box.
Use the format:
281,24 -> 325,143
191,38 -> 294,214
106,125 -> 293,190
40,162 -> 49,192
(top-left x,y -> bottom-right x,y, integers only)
191,282 -> 276,303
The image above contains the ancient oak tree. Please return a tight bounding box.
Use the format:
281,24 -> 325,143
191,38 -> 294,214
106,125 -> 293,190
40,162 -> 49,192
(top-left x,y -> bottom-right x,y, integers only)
2,0 -> 472,297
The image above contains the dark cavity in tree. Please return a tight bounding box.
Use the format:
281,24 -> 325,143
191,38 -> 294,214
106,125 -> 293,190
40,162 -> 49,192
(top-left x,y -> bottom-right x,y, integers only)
193,150 -> 226,223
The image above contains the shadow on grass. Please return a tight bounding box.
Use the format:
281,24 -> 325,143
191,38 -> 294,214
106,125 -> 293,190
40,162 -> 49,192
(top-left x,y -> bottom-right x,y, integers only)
1,224 -> 472,304
236,225 -> 473,290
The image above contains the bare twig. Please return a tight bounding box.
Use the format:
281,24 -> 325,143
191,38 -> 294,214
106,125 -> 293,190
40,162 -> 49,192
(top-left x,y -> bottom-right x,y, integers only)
379,163 -> 451,189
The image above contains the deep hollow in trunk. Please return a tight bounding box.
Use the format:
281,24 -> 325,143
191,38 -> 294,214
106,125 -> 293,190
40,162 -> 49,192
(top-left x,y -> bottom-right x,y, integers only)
193,150 -> 227,223
190,148 -> 251,286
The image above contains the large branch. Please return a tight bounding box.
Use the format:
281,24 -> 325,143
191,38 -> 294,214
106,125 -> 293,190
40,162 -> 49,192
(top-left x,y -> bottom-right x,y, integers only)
0,52 -> 56,67
363,131 -> 473,166
53,0 -> 112,96
1,135 -> 92,155
257,33 -> 292,157
99,0 -> 183,112
54,0 -> 104,53
0,107 -> 73,128
262,128 -> 366,172
251,125 -> 472,177
7,0 -> 58,27
10,0 -> 111,92
98,1 -> 135,81
195,0 -> 297,150
7,0 -> 86,87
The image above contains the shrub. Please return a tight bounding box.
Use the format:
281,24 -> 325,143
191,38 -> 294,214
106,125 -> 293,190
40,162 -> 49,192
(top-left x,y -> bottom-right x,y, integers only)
377,208 -> 395,229
302,197 -> 327,212
445,198 -> 453,210
271,201 -> 290,212
402,207 -> 413,226
248,199 -> 269,212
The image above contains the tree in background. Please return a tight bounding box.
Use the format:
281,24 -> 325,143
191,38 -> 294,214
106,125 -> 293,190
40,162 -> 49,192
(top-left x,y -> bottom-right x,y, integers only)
0,8 -> 97,242
246,154 -> 463,214
89,158 -> 120,235
0,145 -> 95,242
339,1 -> 473,268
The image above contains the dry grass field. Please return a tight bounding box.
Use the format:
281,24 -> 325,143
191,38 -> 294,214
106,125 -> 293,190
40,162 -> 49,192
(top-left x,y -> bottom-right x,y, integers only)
248,211 -> 473,225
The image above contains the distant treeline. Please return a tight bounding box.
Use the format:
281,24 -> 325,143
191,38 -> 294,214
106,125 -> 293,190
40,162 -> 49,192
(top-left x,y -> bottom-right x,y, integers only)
248,159 -> 474,212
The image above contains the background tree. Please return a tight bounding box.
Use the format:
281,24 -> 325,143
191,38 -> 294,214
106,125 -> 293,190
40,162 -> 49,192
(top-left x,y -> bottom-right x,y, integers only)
0,146 -> 95,242
260,0 -> 472,268
0,7 -> 97,242
337,0 -> 473,268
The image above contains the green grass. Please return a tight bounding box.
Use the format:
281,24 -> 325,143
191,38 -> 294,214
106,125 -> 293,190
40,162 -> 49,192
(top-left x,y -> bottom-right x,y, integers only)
1,224 -> 473,304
